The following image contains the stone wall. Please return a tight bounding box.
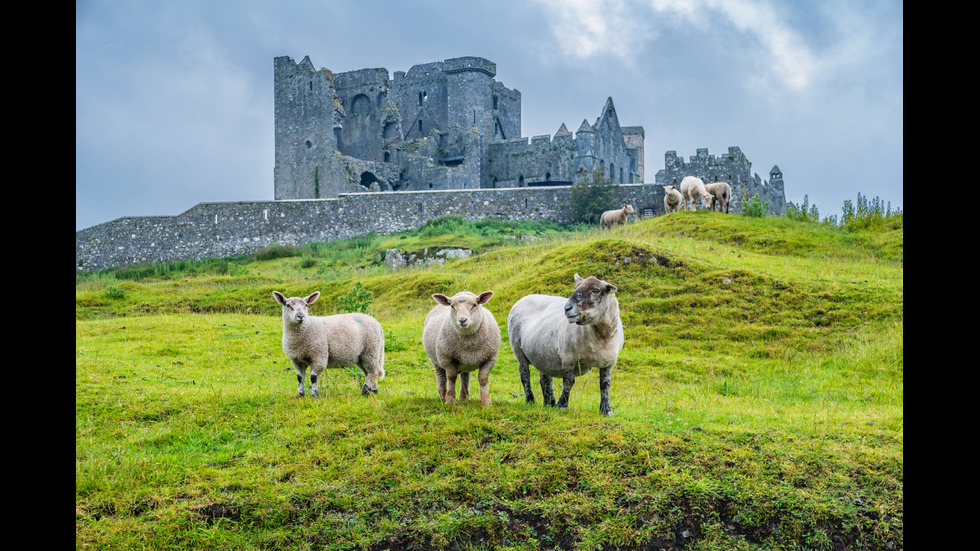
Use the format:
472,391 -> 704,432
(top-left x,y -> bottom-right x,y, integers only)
76,185 -> 665,271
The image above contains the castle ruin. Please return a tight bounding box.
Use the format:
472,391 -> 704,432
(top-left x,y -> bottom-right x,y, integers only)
76,54 -> 787,271
274,55 -> 643,199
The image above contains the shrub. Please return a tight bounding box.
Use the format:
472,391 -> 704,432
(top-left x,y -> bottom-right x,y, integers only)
742,194 -> 769,218
338,281 -> 374,313
571,166 -> 616,224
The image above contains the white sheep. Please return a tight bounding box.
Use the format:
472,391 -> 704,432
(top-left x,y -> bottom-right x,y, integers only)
507,274 -> 624,416
679,176 -> 714,211
663,185 -> 683,213
273,291 -> 385,398
600,204 -> 635,229
704,182 -> 732,213
422,291 -> 501,406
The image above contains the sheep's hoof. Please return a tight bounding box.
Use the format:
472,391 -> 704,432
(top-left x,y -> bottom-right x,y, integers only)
361,385 -> 378,396
296,392 -> 305,398
601,408 -> 615,417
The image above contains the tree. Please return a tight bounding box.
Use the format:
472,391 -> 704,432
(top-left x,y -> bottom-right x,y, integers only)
571,166 -> 616,224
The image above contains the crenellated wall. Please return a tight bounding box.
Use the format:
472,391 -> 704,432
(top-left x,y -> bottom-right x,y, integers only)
76,185 -> 665,271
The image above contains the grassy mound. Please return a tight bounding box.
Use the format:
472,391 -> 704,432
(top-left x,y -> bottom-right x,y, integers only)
76,212 -> 903,550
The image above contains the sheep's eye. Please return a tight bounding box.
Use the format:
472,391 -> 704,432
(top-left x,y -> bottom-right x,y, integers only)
592,288 -> 601,295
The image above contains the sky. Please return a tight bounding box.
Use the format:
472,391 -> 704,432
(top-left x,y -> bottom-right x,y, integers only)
76,0 -> 903,231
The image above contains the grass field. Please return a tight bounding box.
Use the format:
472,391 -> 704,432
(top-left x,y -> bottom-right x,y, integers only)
76,212 -> 903,550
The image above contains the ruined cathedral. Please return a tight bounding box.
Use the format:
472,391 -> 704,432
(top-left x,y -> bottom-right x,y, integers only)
274,55 -> 644,199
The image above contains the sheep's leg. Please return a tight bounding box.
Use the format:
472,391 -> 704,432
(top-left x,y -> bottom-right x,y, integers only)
310,364 -> 326,398
434,365 -> 448,401
360,357 -> 381,396
598,366 -> 614,417
459,372 -> 470,401
477,363 -> 493,406
292,360 -> 307,398
555,369 -> 576,410
444,367 -> 459,405
513,343 -> 535,404
540,373 -> 556,407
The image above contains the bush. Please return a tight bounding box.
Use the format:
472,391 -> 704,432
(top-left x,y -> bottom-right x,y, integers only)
742,194 -> 769,218
338,281 -> 374,313
571,166 -> 616,224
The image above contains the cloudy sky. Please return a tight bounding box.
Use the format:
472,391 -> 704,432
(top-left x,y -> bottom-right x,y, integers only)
76,0 -> 903,231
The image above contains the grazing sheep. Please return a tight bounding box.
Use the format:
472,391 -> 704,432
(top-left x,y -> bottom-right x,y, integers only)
273,291 -> 385,398
600,204 -> 635,229
705,182 -> 732,213
507,274 -> 624,416
663,185 -> 683,213
422,291 -> 501,406
679,176 -> 713,211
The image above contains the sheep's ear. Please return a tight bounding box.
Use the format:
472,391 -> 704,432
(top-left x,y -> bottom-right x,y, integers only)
574,274 -> 583,284
273,291 -> 286,305
432,294 -> 452,306
305,292 -> 320,305
477,291 -> 493,305
605,283 -> 618,295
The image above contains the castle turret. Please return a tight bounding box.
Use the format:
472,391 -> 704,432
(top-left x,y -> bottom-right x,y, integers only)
444,57 -> 497,189
274,56 -> 345,200
573,119 -> 597,175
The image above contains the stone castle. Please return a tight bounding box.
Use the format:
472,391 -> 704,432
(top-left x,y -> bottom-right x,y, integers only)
75,54 -> 787,271
274,55 -> 643,199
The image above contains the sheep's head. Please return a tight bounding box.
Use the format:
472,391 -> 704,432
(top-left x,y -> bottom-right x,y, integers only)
433,291 -> 493,333
273,291 -> 319,325
623,204 -> 635,214
664,185 -> 675,192
564,274 -> 618,325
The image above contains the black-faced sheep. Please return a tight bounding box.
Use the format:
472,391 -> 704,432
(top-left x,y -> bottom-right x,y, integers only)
507,274 -> 624,416
680,176 -> 713,211
705,182 -> 732,213
663,185 -> 683,213
273,291 -> 385,398
600,204 -> 635,229
422,291 -> 501,406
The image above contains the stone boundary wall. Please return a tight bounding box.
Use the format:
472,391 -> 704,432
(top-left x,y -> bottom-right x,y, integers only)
76,185 -> 665,271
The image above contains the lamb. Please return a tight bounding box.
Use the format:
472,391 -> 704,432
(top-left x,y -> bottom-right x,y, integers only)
704,182 -> 732,213
663,185 -> 683,213
422,291 -> 501,406
599,204 -> 635,229
507,274 -> 624,416
679,176 -> 714,211
273,291 -> 385,398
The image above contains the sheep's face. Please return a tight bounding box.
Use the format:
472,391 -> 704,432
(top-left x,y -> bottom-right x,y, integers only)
624,205 -> 635,214
564,274 -> 618,325
433,291 -> 493,333
274,291 -> 319,325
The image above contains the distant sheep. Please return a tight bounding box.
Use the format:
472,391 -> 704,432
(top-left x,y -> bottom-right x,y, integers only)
680,176 -> 713,211
600,204 -> 635,229
273,291 -> 385,398
507,274 -> 624,416
705,182 -> 732,213
663,185 -> 683,213
422,291 -> 501,406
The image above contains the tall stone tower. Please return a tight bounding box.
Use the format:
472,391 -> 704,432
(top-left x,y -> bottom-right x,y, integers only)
273,56 -> 345,200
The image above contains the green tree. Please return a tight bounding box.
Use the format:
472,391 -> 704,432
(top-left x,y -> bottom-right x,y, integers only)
571,166 -> 616,224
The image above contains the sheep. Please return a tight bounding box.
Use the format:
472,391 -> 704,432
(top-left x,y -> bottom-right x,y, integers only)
704,182 -> 732,213
507,274 -> 624,416
663,185 -> 683,213
272,291 -> 385,398
422,291 -> 501,406
600,204 -> 635,229
679,176 -> 714,211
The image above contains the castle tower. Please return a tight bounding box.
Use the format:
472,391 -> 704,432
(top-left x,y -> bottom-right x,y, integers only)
573,119 -> 597,175
273,56 -> 344,199
444,57 -> 497,189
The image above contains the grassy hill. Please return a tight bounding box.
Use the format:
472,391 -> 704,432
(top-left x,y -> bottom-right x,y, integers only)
75,212 -> 903,550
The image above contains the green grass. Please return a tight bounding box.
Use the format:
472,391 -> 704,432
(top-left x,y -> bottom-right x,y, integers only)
76,212 -> 903,550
